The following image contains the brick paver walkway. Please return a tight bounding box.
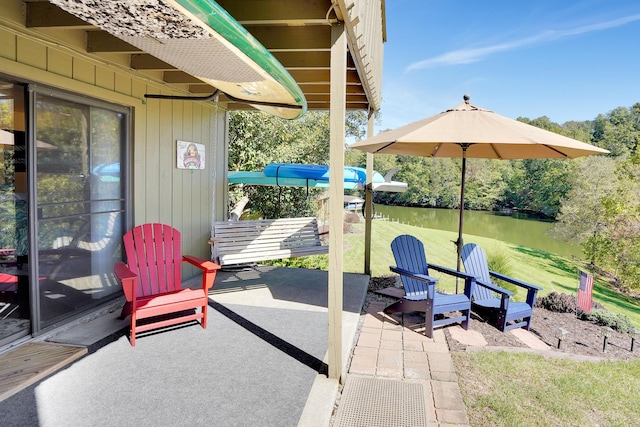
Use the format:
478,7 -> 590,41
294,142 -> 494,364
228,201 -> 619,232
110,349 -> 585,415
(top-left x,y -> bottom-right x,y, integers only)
345,301 -> 470,426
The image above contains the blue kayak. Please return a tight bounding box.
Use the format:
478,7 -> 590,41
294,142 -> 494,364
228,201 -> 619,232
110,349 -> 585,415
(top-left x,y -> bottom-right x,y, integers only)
263,163 -> 384,183
264,163 -> 331,180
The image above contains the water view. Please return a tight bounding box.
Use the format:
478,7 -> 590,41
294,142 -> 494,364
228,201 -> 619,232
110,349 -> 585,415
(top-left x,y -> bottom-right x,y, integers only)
375,205 -> 582,259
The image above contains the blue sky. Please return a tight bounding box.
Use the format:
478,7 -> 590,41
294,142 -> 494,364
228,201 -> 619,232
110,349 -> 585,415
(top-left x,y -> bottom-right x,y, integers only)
378,0 -> 640,132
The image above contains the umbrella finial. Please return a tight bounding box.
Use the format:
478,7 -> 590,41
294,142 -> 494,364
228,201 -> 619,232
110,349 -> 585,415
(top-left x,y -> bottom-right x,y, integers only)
463,94 -> 471,103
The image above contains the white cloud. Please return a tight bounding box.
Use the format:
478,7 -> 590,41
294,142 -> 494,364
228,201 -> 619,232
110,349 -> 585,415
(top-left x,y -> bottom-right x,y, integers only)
406,14 -> 640,72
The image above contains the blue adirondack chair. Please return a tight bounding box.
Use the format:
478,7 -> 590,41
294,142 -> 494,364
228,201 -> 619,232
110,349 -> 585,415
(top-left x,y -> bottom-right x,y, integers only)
387,235 -> 476,338
460,243 -> 542,332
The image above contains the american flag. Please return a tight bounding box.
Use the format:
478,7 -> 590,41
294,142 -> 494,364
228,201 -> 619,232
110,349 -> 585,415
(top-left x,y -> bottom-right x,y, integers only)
577,271 -> 594,313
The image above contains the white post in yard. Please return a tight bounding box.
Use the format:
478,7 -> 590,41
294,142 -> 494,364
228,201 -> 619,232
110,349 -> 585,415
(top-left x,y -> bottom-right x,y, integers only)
328,22 -> 346,381
364,109 -> 375,275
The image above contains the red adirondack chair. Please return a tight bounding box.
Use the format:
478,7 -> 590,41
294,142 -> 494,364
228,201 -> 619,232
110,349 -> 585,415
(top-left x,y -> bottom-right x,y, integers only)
114,223 -> 220,346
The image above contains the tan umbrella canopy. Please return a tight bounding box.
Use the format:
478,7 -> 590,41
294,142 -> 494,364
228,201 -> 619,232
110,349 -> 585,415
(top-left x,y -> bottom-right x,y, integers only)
351,95 -> 609,284
0,129 -> 57,149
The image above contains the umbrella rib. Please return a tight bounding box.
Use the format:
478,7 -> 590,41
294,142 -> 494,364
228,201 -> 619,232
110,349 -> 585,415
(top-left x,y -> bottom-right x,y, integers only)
544,144 -> 569,158
375,141 -> 398,153
489,144 -> 503,160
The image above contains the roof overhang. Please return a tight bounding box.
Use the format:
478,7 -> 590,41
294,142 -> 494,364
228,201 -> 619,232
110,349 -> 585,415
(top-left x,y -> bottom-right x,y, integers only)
25,0 -> 385,114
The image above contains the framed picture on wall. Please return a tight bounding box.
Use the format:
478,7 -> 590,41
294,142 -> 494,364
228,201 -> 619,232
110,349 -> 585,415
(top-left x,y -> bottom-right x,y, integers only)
176,140 -> 205,170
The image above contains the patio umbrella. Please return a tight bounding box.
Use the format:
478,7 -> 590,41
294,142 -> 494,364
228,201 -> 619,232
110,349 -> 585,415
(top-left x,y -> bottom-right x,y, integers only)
351,95 -> 609,286
0,128 -> 57,149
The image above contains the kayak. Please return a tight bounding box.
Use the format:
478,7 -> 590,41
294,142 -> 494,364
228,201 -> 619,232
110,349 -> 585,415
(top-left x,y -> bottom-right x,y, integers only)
51,0 -> 306,119
263,163 -> 384,183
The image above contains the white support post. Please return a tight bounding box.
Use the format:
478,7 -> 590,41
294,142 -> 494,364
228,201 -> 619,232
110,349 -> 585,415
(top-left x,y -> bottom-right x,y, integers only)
328,22 -> 346,381
364,109 -> 374,275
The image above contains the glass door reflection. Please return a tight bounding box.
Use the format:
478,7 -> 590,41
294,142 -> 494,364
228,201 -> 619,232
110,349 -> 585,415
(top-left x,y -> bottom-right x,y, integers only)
35,94 -> 125,330
0,81 -> 30,345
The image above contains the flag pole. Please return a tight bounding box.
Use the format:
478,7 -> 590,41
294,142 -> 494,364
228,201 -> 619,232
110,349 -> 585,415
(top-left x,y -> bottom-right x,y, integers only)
573,269 -> 581,354
575,269 -> 595,353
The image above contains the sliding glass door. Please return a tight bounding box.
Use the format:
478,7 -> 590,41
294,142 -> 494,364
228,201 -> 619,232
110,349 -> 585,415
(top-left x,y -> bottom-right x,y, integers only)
35,91 -> 128,330
0,78 -> 129,345
0,81 -> 30,345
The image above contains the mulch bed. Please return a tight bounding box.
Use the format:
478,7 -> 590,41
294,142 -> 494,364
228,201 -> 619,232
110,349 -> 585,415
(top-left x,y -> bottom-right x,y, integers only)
367,277 -> 640,361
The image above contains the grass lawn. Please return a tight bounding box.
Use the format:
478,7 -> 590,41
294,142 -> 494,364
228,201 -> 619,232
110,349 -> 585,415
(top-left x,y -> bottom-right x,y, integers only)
342,219 -> 640,327
453,351 -> 640,426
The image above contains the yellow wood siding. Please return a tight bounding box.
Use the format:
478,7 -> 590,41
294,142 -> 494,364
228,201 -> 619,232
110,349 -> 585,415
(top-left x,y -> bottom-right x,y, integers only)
114,71 -> 132,96
72,57 -> 95,85
0,28 -> 17,61
47,50 -> 73,78
16,37 -> 46,70
95,66 -> 115,91
0,10 -> 224,263
158,95 -> 173,226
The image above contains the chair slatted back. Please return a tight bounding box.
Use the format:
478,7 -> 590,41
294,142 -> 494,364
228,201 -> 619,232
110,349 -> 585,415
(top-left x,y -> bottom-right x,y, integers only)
122,223 -> 182,298
460,243 -> 494,301
391,235 -> 431,296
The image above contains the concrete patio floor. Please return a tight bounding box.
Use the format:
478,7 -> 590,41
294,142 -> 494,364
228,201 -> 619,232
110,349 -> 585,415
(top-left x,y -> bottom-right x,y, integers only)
208,265 -> 369,426
0,266 -> 369,427
0,263 -> 560,426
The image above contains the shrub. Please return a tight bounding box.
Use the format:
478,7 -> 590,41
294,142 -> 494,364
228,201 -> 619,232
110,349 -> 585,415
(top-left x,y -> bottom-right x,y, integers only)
487,249 -> 512,277
536,292 -> 632,332
263,254 -> 328,270
486,249 -> 516,293
579,309 -> 635,333
536,291 -> 578,313
535,291 -> 606,314
344,212 -> 361,224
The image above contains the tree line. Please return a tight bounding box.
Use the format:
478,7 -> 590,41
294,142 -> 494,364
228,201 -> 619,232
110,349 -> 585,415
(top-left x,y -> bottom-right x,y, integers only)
228,103 -> 640,291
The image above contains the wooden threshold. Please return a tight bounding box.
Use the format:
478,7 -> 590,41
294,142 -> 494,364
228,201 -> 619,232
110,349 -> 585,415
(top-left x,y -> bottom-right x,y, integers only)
0,342 -> 87,402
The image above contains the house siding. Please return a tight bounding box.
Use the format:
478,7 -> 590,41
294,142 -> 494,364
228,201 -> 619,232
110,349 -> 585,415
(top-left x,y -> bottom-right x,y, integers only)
0,10 -> 226,264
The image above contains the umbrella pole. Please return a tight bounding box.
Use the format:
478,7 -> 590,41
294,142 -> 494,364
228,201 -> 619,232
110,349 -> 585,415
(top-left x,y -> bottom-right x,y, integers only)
455,144 -> 470,293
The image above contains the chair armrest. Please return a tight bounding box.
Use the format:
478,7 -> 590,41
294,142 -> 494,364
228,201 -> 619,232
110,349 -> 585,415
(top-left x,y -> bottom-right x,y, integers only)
427,263 -> 476,280
390,265 -> 439,283
183,255 -> 221,290
183,255 -> 221,273
488,270 -> 542,291
489,271 -> 542,307
114,261 -> 138,302
390,265 -> 437,300
427,263 -> 477,298
475,278 -> 514,297
474,278 -> 511,312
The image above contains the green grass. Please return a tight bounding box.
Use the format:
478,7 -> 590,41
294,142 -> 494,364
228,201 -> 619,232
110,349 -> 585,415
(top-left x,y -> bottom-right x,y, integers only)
342,220 -> 640,328
453,352 -> 640,426
341,219 -> 640,425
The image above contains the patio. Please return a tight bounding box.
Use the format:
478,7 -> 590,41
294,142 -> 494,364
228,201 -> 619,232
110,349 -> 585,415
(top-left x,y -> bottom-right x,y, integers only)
0,266 -> 368,426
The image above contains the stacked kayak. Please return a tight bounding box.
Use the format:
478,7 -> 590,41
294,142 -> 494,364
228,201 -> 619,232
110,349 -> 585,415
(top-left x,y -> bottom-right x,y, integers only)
228,163 -> 407,192
263,163 -> 384,184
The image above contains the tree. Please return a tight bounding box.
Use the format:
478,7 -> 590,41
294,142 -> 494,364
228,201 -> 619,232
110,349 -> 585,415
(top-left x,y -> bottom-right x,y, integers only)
384,156 -> 460,208
344,110 -> 369,142
227,110 -> 371,219
599,153 -> 640,289
555,153 -> 640,290
592,107 -> 640,157
464,159 -> 511,211
553,156 -> 617,264
504,117 -> 586,217
562,120 -> 593,143
503,158 -> 576,218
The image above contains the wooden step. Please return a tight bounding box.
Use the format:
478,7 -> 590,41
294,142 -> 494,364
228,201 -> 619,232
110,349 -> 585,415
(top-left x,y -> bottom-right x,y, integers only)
0,342 -> 87,402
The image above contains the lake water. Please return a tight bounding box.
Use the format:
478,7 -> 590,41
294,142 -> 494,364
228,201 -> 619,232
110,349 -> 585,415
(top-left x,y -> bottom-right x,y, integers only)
375,204 -> 582,259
